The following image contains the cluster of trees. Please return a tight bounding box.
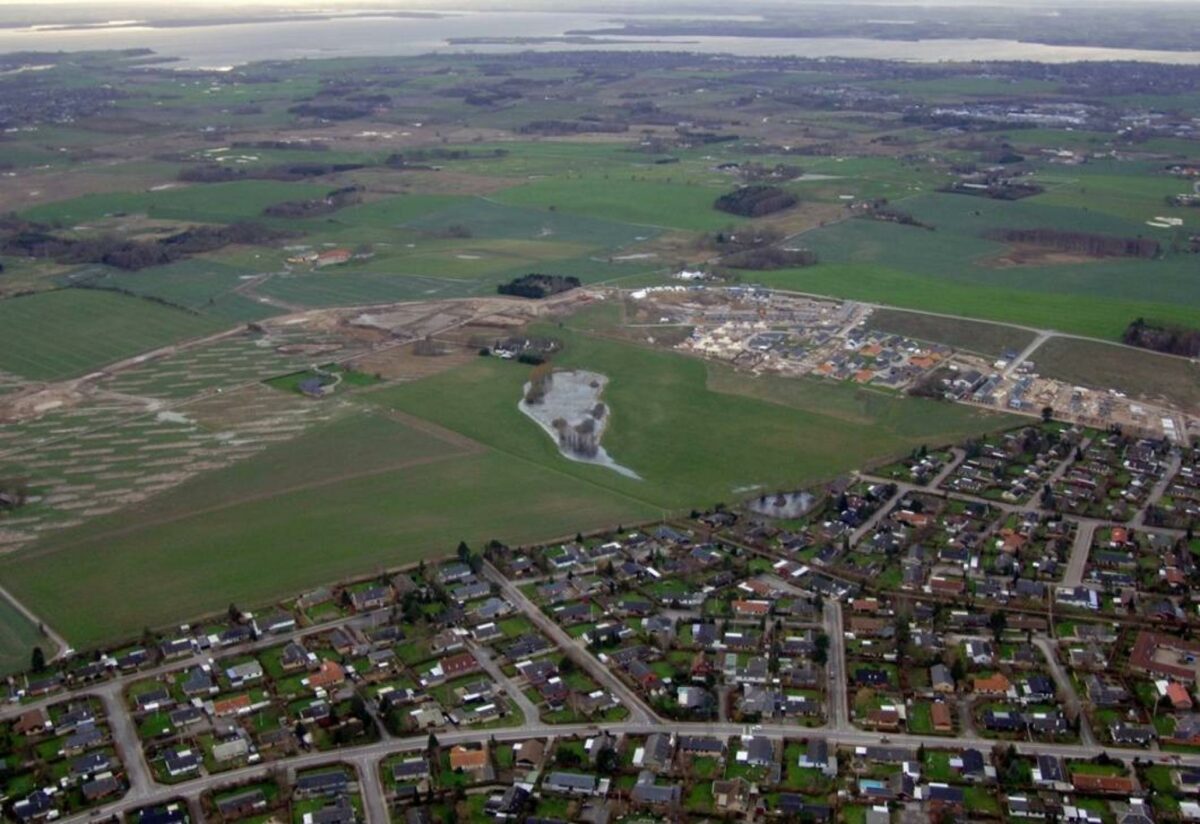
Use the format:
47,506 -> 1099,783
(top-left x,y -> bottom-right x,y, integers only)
262,185 -> 362,219
553,415 -> 600,458
987,228 -> 1160,259
720,246 -> 817,271
384,147 -> 508,168
178,162 -> 365,183
941,180 -> 1044,200
1,220 -> 286,271
524,362 -> 554,405
856,200 -> 936,231
287,101 -> 376,120
230,140 -> 328,152
1122,317 -> 1200,357
714,185 -> 798,218
498,273 -> 581,299
519,119 -> 628,135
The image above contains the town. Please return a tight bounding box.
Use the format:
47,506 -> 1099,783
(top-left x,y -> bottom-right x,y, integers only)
2,429 -> 1199,824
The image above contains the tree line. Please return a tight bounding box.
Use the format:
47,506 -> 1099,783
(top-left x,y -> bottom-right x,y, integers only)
1122,317 -> 1200,357
986,227 -> 1160,258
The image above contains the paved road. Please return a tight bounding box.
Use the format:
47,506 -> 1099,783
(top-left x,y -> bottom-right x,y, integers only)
471,641 -> 542,722
481,560 -> 656,724
1132,450 -> 1183,527
1003,332 -> 1050,379
1062,521 -> 1098,588
57,713 -> 1200,824
823,600 -> 849,732
1033,636 -> 1096,748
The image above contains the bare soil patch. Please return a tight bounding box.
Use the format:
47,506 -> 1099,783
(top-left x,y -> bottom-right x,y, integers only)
349,341 -> 476,382
982,244 -> 1103,269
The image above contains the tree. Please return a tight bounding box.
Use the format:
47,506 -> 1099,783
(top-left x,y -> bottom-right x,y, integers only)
457,541 -> 470,563
989,610 -> 1007,643
30,646 -> 45,673
228,603 -> 241,622
427,732 -> 439,754
1041,406 -> 1054,423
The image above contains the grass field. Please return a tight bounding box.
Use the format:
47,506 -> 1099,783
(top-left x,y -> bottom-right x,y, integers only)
367,315 -> 1017,510
0,289 -> 225,380
19,180 -> 332,226
1032,337 -> 1200,412
866,308 -> 1037,357
0,409 -> 657,646
0,594 -> 48,677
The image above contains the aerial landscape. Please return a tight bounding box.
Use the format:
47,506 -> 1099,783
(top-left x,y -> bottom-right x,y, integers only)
0,0 -> 1199,822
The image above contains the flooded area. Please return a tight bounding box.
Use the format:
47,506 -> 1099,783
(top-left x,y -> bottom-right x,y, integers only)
747,490 -> 817,519
518,368 -> 641,480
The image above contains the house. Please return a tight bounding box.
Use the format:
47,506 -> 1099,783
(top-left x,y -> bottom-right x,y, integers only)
798,739 -> 837,777
635,733 -> 674,772
712,777 -> 752,813
1071,773 -> 1137,795
930,664 -> 955,694
738,736 -> 776,768
1110,722 -> 1155,746
295,770 -> 349,798
679,736 -> 725,758
163,747 -> 201,777
1034,755 -> 1068,789
950,748 -> 989,782
305,660 -> 346,691
631,771 -> 681,808
543,772 -> 609,798
1165,681 -> 1194,710
485,785 -> 531,820
973,673 -> 1011,696
225,661 -> 264,688
513,739 -> 546,769
931,702 -> 953,733
449,744 -> 489,773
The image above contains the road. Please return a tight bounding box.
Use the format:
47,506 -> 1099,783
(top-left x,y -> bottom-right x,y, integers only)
1003,332 -> 1050,378
481,560 -> 657,724
57,712 -> 1200,824
470,641 -> 542,722
1062,521 -> 1098,588
1033,636 -> 1096,748
823,600 -> 849,731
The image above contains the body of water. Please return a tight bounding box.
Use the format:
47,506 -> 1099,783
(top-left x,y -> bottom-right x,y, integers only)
1,11 -> 1199,68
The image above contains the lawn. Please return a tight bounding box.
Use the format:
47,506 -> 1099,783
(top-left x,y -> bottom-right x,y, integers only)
0,289 -> 225,380
0,594 -> 49,677
0,409 -> 657,647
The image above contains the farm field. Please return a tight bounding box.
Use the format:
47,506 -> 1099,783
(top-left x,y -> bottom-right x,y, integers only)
0,289 -> 226,381
770,192 -> 1200,338
755,263 -> 1200,341
865,308 -> 1038,357
1031,337 -> 1200,412
0,409 -> 657,647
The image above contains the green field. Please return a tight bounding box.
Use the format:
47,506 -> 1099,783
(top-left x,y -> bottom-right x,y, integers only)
366,313 -> 1017,510
763,191 -> 1200,339
0,409 -> 657,646
0,289 -> 225,380
19,180 -> 332,226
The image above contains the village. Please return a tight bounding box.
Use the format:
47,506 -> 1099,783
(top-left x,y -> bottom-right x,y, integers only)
627,285 -> 1198,444
1,429 -> 1199,824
